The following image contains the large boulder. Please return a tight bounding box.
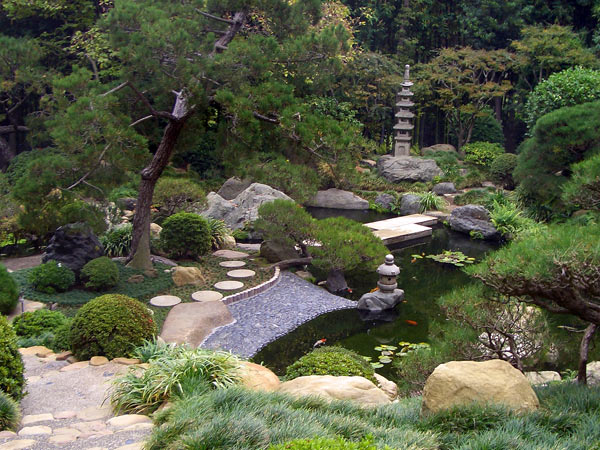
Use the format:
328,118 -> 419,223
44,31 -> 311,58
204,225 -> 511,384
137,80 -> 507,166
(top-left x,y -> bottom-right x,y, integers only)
307,188 -> 369,210
238,362 -> 280,392
277,375 -> 391,407
421,144 -> 457,154
217,177 -> 252,200
357,289 -> 404,312
374,193 -> 396,211
421,360 -> 539,415
201,183 -> 292,230
374,373 -> 398,401
260,240 -> 299,263
448,205 -> 501,240
171,266 -> 205,286
587,361 -> 600,385
525,371 -> 561,386
43,223 -> 104,275
377,155 -> 442,183
432,182 -> 457,195
399,194 -> 421,216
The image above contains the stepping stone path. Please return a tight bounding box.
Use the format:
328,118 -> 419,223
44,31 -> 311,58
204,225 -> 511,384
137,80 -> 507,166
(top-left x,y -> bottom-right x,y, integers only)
191,291 -> 223,302
0,352 -> 153,450
212,249 -> 249,259
214,280 -> 244,290
226,269 -> 256,279
149,295 -> 181,307
219,260 -> 246,268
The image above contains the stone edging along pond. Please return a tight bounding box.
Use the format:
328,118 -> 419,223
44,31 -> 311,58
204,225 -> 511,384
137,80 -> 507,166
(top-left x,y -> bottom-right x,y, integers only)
221,267 -> 281,305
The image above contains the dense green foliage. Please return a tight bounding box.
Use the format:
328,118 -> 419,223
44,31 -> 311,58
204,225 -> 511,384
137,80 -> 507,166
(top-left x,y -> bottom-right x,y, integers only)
12,308 -> 68,338
490,153 -> 518,189
561,153 -> 600,211
205,218 -> 232,250
100,224 -> 133,257
81,256 -> 120,291
28,260 -> 75,294
160,212 -> 212,260
515,101 -> 600,213
269,437 -> 386,450
0,264 -> 19,315
470,110 -> 505,146
111,343 -> 241,414
0,391 -> 20,432
285,347 -> 376,383
70,294 -> 156,360
152,177 -> 206,219
525,67 -> 600,132
463,141 -> 505,168
0,315 -> 24,400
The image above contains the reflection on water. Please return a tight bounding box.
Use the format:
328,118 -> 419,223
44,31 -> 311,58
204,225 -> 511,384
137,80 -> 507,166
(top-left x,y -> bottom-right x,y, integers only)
253,226 -> 497,376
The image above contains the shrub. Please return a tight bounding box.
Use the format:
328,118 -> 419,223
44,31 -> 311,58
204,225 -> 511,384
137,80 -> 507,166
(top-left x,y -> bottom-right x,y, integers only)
28,260 -> 75,294
59,200 -> 107,235
454,167 -> 487,189
160,212 -> 211,259
111,344 -> 241,414
525,67 -> 600,132
70,294 -> 156,360
11,309 -> 68,338
80,256 -> 119,291
51,320 -> 73,352
0,391 -> 20,431
0,264 -> 19,315
153,177 -> 206,218
417,192 -> 446,212
0,315 -> 25,399
100,224 -> 133,257
108,186 -> 138,203
490,153 -> 518,189
422,151 -> 461,179
463,142 -> 505,168
561,153 -> 600,211
205,218 -> 233,250
470,108 -> 505,146
285,347 -> 376,383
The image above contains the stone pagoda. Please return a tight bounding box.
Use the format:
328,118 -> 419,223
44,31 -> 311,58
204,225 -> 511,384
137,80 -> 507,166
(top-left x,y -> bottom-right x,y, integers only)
393,64 -> 415,156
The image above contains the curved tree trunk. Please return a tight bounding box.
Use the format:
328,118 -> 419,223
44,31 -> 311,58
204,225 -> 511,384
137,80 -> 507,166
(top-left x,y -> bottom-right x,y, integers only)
577,323 -> 598,385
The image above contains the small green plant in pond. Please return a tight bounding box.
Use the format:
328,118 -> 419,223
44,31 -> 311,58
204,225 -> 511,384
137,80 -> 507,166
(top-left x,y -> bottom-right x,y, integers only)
470,230 -> 484,240
412,251 -> 475,267
367,342 -> 431,369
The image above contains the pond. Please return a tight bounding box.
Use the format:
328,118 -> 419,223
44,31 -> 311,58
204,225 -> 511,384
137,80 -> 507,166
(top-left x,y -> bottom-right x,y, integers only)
253,222 -> 498,377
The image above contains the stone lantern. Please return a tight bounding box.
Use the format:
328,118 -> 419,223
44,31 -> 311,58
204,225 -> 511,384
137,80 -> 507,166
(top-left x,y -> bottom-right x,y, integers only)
357,254 -> 404,312
377,254 -> 400,293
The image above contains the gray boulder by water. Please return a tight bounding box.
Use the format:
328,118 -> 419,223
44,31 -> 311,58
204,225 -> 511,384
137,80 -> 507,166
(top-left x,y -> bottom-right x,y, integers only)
449,204 -> 501,240
307,188 -> 369,210
377,155 -> 442,182
217,177 -> 252,200
421,144 -> 457,154
357,289 -> 405,312
201,183 -> 292,230
399,194 -> 421,215
374,193 -> 396,210
43,223 -> 104,275
432,182 -> 457,195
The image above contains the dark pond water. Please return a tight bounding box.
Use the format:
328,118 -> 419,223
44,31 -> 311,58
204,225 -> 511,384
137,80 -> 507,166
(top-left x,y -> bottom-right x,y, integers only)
253,220 -> 498,376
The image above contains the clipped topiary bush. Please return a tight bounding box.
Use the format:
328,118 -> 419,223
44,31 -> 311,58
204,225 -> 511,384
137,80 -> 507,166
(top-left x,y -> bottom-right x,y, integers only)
70,294 -> 156,360
160,212 -> 211,259
153,177 -> 206,218
0,315 -> 25,399
81,256 -> 119,291
463,142 -> 505,169
0,264 -> 19,315
285,347 -> 376,383
12,309 -> 68,338
0,390 -> 20,431
28,260 -> 75,294
490,153 -> 518,189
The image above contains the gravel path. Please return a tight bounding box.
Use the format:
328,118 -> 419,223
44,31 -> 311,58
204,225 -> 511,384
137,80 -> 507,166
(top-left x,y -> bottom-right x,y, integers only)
201,271 -> 356,358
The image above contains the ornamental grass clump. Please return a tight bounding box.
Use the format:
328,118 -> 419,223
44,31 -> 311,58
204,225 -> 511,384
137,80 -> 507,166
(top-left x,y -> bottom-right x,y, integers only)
110,343 -> 242,414
70,294 -> 156,360
0,391 -> 20,431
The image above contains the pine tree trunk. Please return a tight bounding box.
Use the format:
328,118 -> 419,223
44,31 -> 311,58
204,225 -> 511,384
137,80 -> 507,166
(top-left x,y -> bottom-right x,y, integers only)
577,323 -> 598,385
128,119 -> 186,270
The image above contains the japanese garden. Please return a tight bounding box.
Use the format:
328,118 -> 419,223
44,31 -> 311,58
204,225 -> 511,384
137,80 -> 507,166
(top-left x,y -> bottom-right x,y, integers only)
1,0 -> 600,449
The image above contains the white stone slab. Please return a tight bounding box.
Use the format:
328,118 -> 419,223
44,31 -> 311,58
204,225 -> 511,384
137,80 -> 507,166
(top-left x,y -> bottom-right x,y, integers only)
149,295 -> 182,307
219,260 -> 247,268
212,250 -> 249,259
365,214 -> 437,230
227,269 -> 256,279
191,290 -> 224,302
214,280 -> 244,290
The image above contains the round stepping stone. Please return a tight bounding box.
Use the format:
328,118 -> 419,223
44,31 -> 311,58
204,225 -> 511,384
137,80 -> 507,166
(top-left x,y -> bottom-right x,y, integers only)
191,290 -> 224,302
227,269 -> 256,279
213,249 -> 249,259
219,260 -> 246,268
149,295 -> 181,307
214,280 -> 244,290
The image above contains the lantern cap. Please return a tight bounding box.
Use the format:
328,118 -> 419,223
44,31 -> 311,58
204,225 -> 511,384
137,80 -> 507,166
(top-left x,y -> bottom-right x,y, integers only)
377,254 -> 400,277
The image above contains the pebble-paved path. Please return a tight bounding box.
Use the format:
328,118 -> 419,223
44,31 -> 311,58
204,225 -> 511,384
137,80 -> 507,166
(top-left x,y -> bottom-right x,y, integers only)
201,271 -> 356,358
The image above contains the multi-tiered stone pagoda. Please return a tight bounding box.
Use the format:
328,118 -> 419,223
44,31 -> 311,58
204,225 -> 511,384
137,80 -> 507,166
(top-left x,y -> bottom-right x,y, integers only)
393,65 -> 415,157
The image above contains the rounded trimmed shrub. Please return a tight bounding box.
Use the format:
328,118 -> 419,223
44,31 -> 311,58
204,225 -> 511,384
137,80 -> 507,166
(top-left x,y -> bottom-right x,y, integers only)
463,142 -> 505,169
0,315 -> 25,399
285,347 -> 376,383
70,294 -> 156,360
28,260 -> 75,294
160,212 -> 211,259
81,256 -> 119,291
12,309 -> 68,338
0,391 -> 20,431
0,264 -> 19,315
490,153 -> 518,189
